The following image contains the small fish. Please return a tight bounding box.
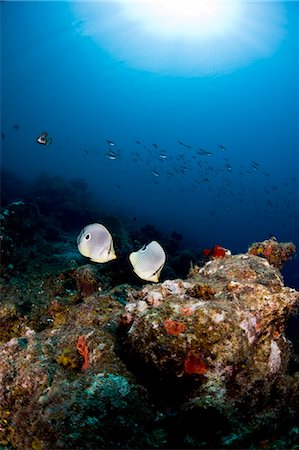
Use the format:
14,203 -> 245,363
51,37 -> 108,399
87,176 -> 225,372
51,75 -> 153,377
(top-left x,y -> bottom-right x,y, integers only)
152,143 -> 158,148
13,124 -> 20,130
177,141 -> 191,149
36,131 -> 53,145
217,144 -> 226,150
197,149 -> 212,156
106,139 -> 115,146
105,150 -> 118,160
129,241 -> 166,282
159,151 -> 167,159
135,140 -> 141,144
1,132 -> 5,140
152,170 -> 159,177
77,223 -> 116,263
180,165 -> 190,173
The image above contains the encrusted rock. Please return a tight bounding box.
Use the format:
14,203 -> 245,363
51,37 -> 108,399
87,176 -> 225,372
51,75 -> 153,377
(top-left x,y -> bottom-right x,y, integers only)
124,254 -> 299,416
248,238 -> 296,269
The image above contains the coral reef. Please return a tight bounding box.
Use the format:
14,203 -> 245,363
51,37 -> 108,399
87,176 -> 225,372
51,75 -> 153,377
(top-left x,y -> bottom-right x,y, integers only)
121,254 -> 299,448
0,170 -> 100,234
0,295 -> 162,449
25,172 -> 97,231
0,200 -> 42,275
0,209 -> 298,449
124,255 -> 297,386
248,237 -> 296,269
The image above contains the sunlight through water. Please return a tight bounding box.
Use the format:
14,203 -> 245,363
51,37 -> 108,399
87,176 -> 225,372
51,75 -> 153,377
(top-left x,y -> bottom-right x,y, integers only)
73,1 -> 286,76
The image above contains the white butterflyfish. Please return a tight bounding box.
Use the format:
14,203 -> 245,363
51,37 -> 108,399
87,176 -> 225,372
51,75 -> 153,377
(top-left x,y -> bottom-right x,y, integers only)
129,240 -> 166,282
77,223 -> 116,263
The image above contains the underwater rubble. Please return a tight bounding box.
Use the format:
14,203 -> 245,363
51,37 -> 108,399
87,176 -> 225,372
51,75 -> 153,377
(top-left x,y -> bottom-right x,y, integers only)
0,203 -> 299,449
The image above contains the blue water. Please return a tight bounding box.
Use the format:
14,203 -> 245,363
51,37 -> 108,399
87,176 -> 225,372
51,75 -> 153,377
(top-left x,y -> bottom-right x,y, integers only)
1,1 -> 299,284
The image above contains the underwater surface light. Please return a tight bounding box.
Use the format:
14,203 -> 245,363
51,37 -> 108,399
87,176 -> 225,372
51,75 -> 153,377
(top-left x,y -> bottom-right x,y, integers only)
72,1 -> 286,76
121,0 -> 240,40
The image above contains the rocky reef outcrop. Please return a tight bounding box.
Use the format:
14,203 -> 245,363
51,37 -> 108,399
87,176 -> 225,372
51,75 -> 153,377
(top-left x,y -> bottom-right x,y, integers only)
0,236 -> 298,449
122,254 -> 299,446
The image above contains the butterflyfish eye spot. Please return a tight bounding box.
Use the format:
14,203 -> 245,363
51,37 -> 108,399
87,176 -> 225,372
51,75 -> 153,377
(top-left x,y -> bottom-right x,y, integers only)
85,234 -> 91,240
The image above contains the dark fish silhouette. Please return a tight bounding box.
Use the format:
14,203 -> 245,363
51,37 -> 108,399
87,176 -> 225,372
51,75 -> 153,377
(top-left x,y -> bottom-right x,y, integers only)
197,149 -> 212,156
177,141 -> 191,149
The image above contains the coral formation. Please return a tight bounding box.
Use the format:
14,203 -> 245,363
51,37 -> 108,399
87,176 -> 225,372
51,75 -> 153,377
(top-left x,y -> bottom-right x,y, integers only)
0,295 -> 161,449
0,200 -> 42,274
124,256 -> 297,386
0,207 -> 298,449
248,237 -> 296,269
121,254 -> 299,447
76,334 -> 90,369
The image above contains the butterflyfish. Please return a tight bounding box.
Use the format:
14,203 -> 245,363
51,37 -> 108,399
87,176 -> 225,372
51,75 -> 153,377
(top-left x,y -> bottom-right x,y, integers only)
129,241 -> 166,282
77,223 -> 116,263
36,131 -> 53,145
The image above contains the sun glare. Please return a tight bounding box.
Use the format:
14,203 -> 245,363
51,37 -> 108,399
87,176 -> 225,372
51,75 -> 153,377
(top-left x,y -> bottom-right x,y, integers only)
122,1 -> 241,40
72,1 -> 286,76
